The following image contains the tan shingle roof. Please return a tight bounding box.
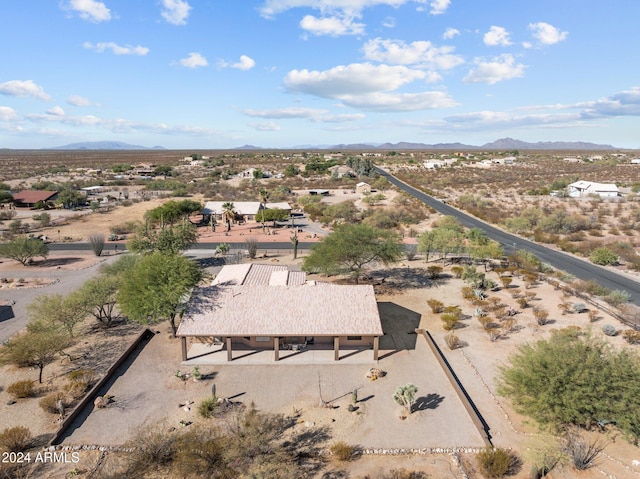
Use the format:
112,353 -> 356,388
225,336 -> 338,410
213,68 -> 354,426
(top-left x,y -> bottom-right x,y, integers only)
177,284 -> 383,337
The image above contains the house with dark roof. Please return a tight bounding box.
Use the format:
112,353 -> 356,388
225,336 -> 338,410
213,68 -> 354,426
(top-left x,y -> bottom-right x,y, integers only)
12,190 -> 58,208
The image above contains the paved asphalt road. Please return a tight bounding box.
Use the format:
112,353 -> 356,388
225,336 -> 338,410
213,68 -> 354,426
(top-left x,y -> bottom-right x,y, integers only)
375,166 -> 640,306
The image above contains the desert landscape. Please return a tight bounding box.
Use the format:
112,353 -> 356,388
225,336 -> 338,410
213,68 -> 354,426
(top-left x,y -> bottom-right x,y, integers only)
1,149 -> 640,479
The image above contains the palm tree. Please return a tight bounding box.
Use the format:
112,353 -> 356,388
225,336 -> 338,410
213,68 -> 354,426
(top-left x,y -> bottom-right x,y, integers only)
258,189 -> 269,234
222,202 -> 235,232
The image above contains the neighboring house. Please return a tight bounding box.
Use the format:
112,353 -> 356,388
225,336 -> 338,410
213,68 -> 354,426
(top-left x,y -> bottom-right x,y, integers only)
81,186 -> 106,196
328,165 -> 355,178
631,159 -> 640,165
177,264 -> 383,362
356,182 -> 371,194
12,190 -> 58,208
568,180 -> 621,198
203,201 -> 291,222
238,167 -> 270,179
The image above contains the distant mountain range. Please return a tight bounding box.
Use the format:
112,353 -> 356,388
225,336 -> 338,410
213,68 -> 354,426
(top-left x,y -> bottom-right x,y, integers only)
274,138 -> 617,151
49,141 -> 165,150
45,137 -> 618,151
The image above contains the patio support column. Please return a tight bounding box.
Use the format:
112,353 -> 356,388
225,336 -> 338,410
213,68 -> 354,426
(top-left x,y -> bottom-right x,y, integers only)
373,336 -> 379,361
334,336 -> 340,361
181,337 -> 187,361
274,337 -> 280,361
226,337 -> 233,361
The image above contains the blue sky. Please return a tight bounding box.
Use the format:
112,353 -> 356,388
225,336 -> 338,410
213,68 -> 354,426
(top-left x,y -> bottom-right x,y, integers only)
1,0 -> 639,149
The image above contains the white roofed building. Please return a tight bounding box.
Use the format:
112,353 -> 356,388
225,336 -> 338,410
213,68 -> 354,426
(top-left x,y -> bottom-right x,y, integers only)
568,180 -> 621,198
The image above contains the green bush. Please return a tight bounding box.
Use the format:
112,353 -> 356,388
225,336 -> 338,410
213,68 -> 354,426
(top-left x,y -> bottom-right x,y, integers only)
0,426 -> 31,452
329,441 -> 356,461
499,329 -> 640,440
589,247 -> 618,266
6,380 -> 36,399
476,447 -> 514,478
198,396 -> 219,419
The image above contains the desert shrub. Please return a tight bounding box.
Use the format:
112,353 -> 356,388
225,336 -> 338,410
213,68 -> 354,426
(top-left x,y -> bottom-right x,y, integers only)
517,297 -> 528,309
66,369 -> 95,399
426,265 -> 442,279
476,447 -> 517,478
441,314 -> 458,331
587,310 -> 599,322
110,221 -> 140,235
603,289 -> 631,307
198,396 -> 219,419
500,277 -> 513,289
444,332 -> 460,350
39,392 -> 66,414
562,427 -> 605,470
329,441 -> 356,461
622,329 -> 640,345
6,380 -> 35,399
501,317 -> 517,334
533,308 -> 550,326
589,247 -> 618,266
0,426 -> 31,452
461,286 -> 474,300
443,305 -> 462,318
426,299 -> 444,313
88,233 -> 105,256
572,303 -> 587,314
451,266 -> 463,278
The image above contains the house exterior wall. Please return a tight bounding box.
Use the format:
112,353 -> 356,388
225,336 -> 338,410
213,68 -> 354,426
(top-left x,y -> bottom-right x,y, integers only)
229,335 -> 376,349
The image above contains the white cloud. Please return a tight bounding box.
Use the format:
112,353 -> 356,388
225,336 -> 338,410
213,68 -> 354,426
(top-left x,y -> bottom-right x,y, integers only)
63,0 -> 111,22
363,38 -> 464,70
67,95 -> 95,107
317,113 -> 366,122
232,55 -> 256,70
244,106 -> 365,122
0,80 -> 52,101
83,42 -> 149,56
249,121 -> 281,131
244,107 -> 329,119
443,27 -> 459,39
579,87 -> 640,118
528,22 -> 568,45
179,52 -> 208,68
284,63 -> 426,97
47,106 -> 65,116
219,55 -> 256,70
483,26 -> 512,46
429,0 -> 450,15
284,63 -> 457,111
463,54 -> 525,84
339,90 -> 457,111
161,0 -> 192,26
0,106 -> 18,121
300,14 -> 365,36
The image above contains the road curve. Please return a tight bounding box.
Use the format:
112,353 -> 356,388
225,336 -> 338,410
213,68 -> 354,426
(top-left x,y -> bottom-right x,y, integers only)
375,166 -> 640,306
